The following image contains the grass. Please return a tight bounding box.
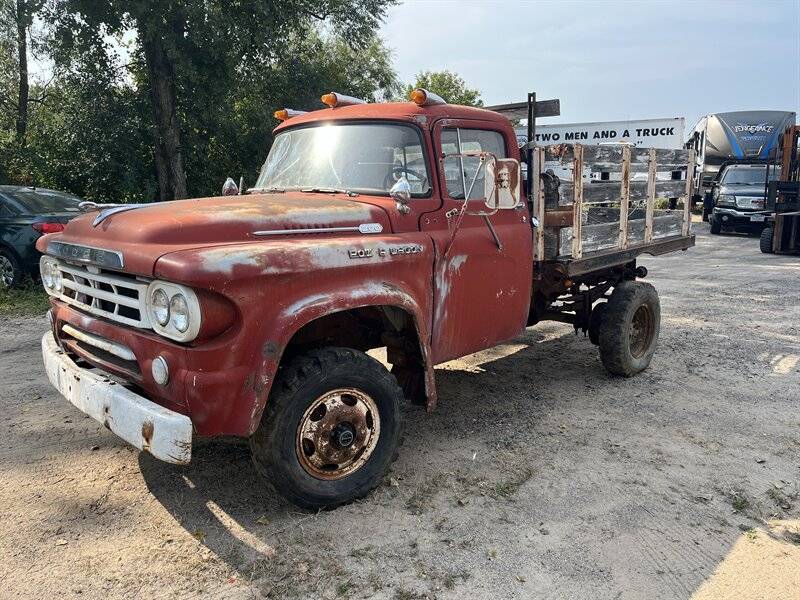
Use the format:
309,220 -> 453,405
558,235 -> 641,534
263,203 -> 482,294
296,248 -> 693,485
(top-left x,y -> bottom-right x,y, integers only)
490,468 -> 534,501
0,279 -> 50,317
729,492 -> 751,513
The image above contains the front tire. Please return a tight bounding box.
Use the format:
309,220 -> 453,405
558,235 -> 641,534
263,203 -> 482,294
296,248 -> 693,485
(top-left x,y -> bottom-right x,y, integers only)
709,216 -> 722,234
250,347 -> 404,510
598,281 -> 661,377
760,226 -> 774,254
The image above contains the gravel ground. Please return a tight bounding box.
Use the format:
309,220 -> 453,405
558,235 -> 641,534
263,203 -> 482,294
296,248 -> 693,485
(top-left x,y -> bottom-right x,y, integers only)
1,223 -> 798,599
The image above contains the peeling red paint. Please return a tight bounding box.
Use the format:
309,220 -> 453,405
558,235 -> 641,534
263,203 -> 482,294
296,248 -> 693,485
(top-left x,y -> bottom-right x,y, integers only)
42,101 -> 530,436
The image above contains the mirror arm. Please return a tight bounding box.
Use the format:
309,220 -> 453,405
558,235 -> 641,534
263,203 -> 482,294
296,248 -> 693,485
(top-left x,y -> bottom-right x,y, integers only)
483,215 -> 503,250
444,156 -> 488,257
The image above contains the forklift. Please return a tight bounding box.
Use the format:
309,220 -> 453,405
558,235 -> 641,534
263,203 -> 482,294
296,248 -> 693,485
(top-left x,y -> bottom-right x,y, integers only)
761,125 -> 800,254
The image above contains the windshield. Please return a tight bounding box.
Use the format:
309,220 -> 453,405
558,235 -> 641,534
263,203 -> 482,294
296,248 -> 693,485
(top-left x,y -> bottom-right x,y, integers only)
720,165 -> 780,185
254,123 -> 431,196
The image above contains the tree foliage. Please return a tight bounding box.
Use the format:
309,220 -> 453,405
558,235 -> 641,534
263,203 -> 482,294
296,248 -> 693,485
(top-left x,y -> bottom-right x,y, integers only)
0,3 -> 485,205
404,70 -> 483,107
0,1 -> 398,201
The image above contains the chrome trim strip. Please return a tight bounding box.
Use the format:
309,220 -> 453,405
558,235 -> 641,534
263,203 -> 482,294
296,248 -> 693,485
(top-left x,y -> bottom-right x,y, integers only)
91,204 -> 151,227
62,324 -> 137,362
253,223 -> 383,236
47,241 -> 124,270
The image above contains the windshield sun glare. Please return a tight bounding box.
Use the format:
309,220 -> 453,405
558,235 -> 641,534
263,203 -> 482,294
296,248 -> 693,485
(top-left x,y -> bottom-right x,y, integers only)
255,123 -> 431,197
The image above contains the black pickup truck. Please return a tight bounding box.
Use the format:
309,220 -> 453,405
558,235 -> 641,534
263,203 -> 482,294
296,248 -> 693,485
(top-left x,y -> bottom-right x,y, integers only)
708,163 -> 780,235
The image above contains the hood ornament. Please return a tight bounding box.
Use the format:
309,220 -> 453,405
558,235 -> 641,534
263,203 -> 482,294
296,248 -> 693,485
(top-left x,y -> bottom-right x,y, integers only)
79,201 -> 152,227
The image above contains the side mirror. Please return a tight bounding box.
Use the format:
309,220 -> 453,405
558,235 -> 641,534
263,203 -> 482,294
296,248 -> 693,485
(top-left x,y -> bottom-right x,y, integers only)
222,177 -> 239,196
389,176 -> 411,214
484,157 -> 522,210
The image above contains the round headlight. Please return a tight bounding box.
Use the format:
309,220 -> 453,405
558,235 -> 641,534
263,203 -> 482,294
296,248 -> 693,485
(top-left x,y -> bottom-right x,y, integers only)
40,258 -> 54,289
170,293 -> 190,332
51,263 -> 62,292
151,288 -> 170,326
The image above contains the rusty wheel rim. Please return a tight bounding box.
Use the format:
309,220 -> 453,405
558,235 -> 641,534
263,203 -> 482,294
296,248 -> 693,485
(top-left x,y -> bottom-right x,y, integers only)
296,388 -> 381,480
629,304 -> 654,359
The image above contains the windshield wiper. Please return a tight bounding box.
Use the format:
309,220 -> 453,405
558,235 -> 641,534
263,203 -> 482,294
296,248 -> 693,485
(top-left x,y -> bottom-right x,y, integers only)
247,187 -> 285,194
301,187 -> 359,197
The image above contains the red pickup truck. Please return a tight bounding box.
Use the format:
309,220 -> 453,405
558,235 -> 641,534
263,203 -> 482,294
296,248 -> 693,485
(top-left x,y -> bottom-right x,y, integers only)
37,90 -> 694,509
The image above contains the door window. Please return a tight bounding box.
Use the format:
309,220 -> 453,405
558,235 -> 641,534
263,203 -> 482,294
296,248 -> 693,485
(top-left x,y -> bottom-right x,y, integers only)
0,200 -> 16,217
441,128 -> 507,200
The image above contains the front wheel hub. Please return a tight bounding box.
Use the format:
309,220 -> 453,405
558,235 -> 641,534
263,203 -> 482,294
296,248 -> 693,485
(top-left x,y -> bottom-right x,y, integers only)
331,422 -> 356,448
296,388 -> 381,480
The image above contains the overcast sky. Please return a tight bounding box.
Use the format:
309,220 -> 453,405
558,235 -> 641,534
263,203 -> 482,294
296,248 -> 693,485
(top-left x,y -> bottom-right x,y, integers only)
381,0 -> 800,131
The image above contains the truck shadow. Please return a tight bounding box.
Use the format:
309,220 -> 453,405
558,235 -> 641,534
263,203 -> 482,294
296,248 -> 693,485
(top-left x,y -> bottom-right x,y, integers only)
138,325 -> 611,577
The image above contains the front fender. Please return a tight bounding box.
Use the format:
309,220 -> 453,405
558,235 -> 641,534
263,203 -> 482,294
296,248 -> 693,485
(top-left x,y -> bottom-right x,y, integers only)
155,234 -> 435,436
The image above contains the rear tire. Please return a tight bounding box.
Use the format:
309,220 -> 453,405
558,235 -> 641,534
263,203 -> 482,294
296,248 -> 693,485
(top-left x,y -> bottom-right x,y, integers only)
760,226 -> 774,254
250,347 -> 404,510
709,217 -> 722,235
598,281 -> 661,377
0,249 -> 23,290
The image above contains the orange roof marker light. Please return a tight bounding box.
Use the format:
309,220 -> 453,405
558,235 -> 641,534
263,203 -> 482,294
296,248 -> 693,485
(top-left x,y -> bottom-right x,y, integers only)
409,88 -> 446,106
320,92 -> 367,108
274,108 -> 307,121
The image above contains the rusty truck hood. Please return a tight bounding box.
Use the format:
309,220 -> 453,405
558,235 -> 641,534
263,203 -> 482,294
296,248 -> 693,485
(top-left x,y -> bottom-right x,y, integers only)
41,193 -> 390,276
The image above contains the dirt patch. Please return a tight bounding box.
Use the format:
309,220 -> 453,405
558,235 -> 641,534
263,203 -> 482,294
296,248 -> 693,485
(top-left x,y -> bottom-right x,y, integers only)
1,225 -> 799,599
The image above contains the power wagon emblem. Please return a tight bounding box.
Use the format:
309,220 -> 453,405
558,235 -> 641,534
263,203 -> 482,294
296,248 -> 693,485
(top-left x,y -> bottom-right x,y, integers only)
348,244 -> 423,259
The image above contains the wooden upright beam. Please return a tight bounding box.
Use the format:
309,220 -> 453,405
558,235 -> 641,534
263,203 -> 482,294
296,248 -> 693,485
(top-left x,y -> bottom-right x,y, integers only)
644,148 -> 657,244
533,147 -> 545,261
571,145 -> 584,258
683,149 -> 696,236
619,145 -> 631,249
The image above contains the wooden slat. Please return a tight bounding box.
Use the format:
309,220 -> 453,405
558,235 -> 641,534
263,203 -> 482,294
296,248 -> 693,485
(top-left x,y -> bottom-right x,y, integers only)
683,149 -> 696,236
558,213 -> 684,256
533,147 -> 545,261
644,148 -> 657,243
588,164 -> 688,174
571,145 -> 584,258
549,145 -> 690,166
487,98 -> 560,121
619,146 -> 631,249
560,180 -> 688,204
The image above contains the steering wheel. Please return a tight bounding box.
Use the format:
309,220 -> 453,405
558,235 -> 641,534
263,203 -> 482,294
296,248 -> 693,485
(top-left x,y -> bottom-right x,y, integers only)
384,165 -> 428,191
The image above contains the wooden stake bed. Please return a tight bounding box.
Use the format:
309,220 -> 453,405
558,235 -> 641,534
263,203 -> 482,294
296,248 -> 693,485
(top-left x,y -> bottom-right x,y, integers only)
530,143 -> 696,270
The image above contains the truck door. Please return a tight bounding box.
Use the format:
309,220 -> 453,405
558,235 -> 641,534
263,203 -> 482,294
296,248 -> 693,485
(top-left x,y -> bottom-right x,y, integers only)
422,119 -> 532,363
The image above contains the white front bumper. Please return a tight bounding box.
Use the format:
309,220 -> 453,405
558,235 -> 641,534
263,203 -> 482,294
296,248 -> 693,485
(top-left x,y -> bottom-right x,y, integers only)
41,332 -> 192,464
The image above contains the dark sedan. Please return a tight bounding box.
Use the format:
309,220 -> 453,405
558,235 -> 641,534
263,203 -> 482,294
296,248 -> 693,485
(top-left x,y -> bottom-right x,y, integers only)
0,186 -> 83,289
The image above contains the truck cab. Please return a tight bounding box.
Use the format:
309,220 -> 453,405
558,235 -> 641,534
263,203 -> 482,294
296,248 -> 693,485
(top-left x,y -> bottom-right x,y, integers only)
37,91 -> 686,509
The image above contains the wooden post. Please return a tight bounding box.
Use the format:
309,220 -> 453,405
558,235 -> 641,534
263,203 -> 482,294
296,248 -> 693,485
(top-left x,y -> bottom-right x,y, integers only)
683,149 -> 696,236
533,148 -> 545,261
644,148 -> 657,244
618,145 -> 631,248
571,144 -> 584,258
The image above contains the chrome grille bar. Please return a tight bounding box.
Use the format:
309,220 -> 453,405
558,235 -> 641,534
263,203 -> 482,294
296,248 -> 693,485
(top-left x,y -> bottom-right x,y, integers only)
49,260 -> 151,329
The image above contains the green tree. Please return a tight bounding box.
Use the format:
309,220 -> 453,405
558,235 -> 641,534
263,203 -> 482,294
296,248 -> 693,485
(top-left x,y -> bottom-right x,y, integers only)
46,0 -> 398,200
404,70 -> 483,107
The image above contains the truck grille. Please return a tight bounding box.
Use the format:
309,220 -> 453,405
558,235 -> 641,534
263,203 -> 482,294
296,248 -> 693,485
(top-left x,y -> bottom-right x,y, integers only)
54,262 -> 151,328
735,196 -> 764,210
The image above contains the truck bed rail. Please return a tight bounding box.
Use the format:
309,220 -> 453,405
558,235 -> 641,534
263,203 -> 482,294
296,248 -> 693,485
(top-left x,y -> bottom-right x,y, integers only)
531,143 -> 696,263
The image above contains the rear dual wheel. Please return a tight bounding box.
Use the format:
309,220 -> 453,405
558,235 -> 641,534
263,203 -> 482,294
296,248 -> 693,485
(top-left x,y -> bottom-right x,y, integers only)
250,347 -> 403,510
597,281 -> 661,377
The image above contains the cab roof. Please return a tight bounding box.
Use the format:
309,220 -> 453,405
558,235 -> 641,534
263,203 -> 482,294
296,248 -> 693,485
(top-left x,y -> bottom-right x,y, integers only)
273,101 -> 510,132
